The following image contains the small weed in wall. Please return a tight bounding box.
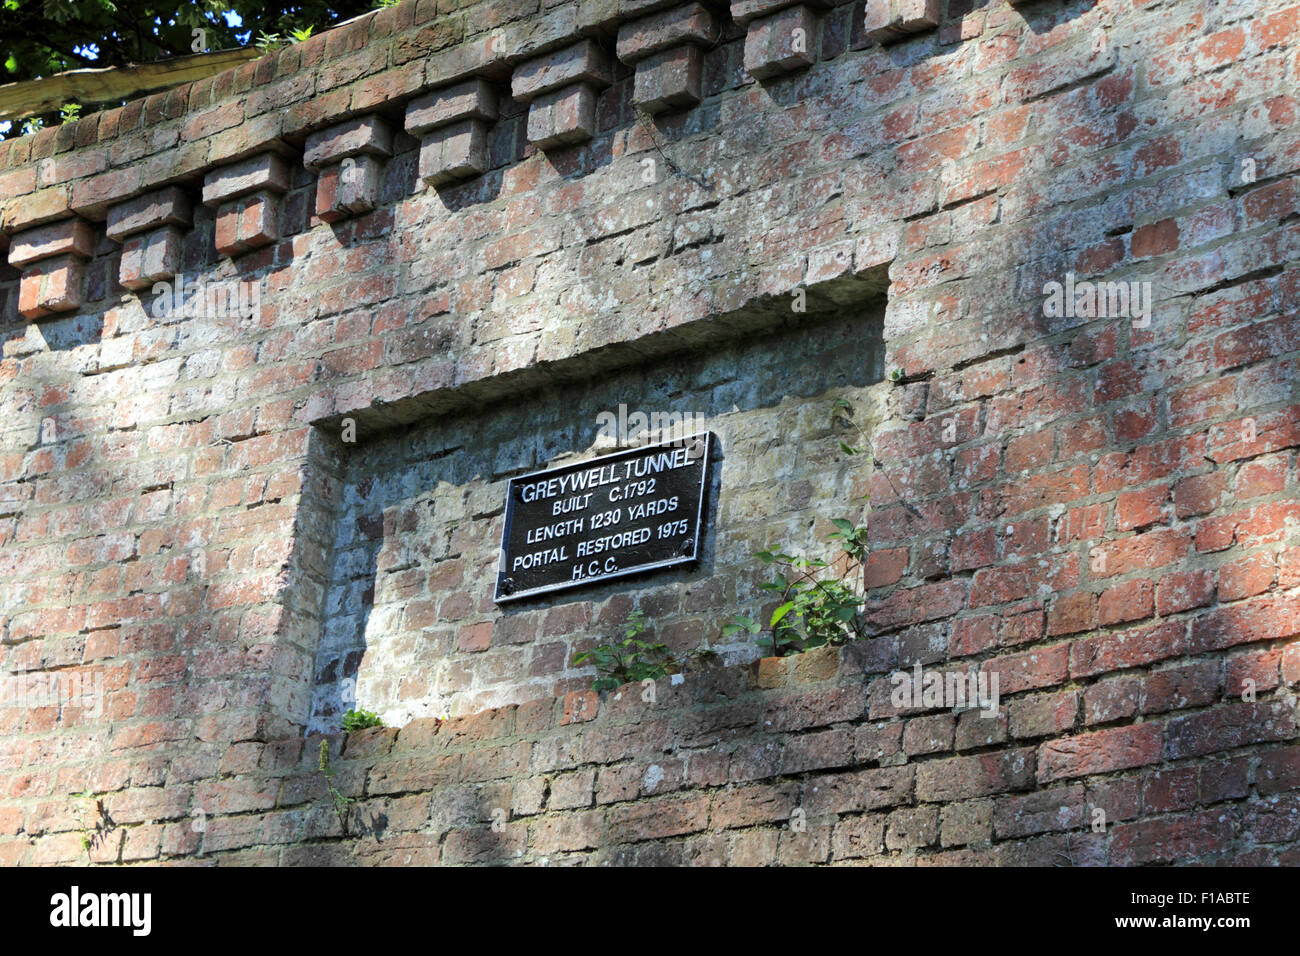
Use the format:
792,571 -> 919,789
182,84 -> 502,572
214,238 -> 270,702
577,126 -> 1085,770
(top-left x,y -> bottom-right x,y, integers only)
724,400 -> 871,657
254,26 -> 315,52
341,708 -> 383,733
575,609 -> 717,692
725,524 -> 868,656
75,789 -> 114,858
318,740 -> 355,838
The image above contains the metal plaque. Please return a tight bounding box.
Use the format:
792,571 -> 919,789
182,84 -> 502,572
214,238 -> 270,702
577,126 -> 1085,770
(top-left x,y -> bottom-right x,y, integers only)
494,433 -> 712,602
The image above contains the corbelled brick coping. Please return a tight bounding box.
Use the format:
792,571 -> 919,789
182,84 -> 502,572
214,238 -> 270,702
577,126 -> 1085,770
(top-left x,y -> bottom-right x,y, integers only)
0,0 -> 889,234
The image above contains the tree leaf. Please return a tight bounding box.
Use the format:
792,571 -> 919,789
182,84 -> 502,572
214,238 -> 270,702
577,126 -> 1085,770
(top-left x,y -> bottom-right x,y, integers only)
769,601 -> 796,627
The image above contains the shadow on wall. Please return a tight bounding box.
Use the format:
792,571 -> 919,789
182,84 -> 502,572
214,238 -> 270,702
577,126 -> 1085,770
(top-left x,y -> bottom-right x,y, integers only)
862,0 -> 1298,860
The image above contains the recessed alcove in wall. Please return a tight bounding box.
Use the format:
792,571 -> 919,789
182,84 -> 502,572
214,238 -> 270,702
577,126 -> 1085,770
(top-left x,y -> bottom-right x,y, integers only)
306,278 -> 888,732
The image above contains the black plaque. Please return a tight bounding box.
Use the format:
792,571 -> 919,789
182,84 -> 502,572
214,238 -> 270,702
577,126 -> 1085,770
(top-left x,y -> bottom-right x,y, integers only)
495,433 -> 712,602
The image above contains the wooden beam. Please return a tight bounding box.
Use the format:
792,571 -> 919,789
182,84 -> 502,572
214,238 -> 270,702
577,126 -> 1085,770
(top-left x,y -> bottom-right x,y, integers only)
0,48 -> 263,125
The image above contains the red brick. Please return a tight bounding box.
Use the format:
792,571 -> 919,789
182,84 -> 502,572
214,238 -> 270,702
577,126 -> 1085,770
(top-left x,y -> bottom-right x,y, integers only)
981,643 -> 1070,695
561,690 -> 599,725
1111,809 -> 1234,865
914,749 -> 1035,802
1259,746 -> 1300,795
970,564 -> 1032,607
1097,578 -> 1154,627
1141,661 -> 1220,715
863,547 -> 908,588
1217,552 -> 1275,601
1155,570 -> 1215,616
1089,528 -> 1191,579
1190,593 -> 1300,653
1235,456 -> 1287,499
1038,723 -> 1162,783
1130,218 -> 1179,258
1008,691 -> 1079,740
1047,590 -> 1095,636
1071,620 -> 1187,678
201,153 -> 290,206
18,254 -> 84,319
8,218 -> 94,267
1172,472 -> 1225,518
1165,701 -> 1295,760
1083,676 -> 1142,725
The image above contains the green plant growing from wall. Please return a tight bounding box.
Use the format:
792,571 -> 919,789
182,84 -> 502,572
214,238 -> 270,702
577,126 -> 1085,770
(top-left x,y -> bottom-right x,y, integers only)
724,399 -> 872,657
318,739 -> 355,837
725,531 -> 868,656
341,708 -> 383,733
254,26 -> 315,52
575,609 -> 718,691
74,789 -> 114,857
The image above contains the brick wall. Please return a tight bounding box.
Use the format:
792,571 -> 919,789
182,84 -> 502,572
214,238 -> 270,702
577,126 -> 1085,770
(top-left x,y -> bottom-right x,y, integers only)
309,304 -> 884,731
0,0 -> 1298,864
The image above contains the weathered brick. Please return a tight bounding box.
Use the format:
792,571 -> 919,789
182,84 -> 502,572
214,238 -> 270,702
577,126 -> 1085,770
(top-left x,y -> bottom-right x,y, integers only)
631,46 -> 705,114
418,119 -> 489,186
526,84 -> 599,149
201,153 -> 290,207
303,115 -> 395,172
405,78 -> 498,134
314,155 -> 384,222
915,749 -> 1035,802
511,40 -> 612,101
1038,724 -> 1163,783
1165,701 -> 1295,760
18,254 -> 84,319
1111,809 -> 1235,865
860,0 -> 941,42
744,4 -> 818,80
617,4 -> 718,63
7,218 -> 94,268
214,190 -> 280,256
118,226 -> 183,290
105,187 -> 192,242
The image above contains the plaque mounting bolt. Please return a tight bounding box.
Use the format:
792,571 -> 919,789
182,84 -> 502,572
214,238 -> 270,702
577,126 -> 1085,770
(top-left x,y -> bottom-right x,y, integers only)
679,539 -> 694,556
500,577 -> 516,595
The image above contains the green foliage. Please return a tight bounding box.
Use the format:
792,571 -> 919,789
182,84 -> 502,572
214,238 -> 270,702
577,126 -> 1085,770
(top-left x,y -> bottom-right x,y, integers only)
832,397 -> 873,504
254,26 -> 314,52
575,609 -> 717,692
890,367 -> 904,382
253,31 -> 285,52
74,789 -> 112,856
341,708 -> 383,733
0,0 -> 380,135
724,399 -> 872,657
574,610 -> 669,691
318,739 -> 355,837
726,535 -> 868,656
